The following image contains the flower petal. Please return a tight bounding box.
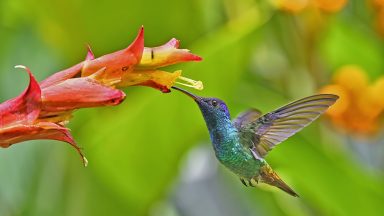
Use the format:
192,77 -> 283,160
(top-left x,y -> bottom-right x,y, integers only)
116,70 -> 182,93
135,38 -> 202,69
0,122 -> 87,166
41,76 -> 126,112
40,63 -> 83,88
86,44 -> 95,60
314,0 -> 347,13
81,27 -> 144,78
40,44 -> 99,88
0,65 -> 41,127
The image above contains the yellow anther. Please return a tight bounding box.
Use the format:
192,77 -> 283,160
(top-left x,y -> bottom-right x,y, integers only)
176,76 -> 204,90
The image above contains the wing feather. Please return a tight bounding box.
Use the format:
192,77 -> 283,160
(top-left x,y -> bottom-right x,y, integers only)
238,94 -> 338,158
233,108 -> 262,129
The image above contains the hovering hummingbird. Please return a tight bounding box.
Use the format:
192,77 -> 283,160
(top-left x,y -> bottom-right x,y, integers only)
172,86 -> 338,197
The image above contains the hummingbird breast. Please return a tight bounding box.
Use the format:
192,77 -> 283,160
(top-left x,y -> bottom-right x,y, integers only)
211,128 -> 264,179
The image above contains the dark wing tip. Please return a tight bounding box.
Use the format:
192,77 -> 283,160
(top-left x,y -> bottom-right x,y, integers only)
316,93 -> 339,100
314,93 -> 339,107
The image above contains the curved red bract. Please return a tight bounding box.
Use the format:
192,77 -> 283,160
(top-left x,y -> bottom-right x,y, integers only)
0,27 -> 202,165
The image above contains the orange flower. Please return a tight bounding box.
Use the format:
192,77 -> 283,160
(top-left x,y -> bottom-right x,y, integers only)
274,0 -> 348,13
368,0 -> 384,37
41,27 -> 203,94
372,0 -> 384,8
275,0 -> 309,13
135,38 -> 202,69
319,65 -> 384,136
81,27 -> 203,92
81,28 -> 144,84
313,0 -> 347,13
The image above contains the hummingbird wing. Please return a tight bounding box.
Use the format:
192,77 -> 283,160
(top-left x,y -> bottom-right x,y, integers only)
233,108 -> 262,129
238,94 -> 338,158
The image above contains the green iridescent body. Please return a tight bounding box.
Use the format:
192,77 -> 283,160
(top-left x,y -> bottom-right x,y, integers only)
172,86 -> 338,197
205,110 -> 265,179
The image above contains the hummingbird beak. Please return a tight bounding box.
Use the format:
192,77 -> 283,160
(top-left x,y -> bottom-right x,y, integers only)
171,86 -> 201,101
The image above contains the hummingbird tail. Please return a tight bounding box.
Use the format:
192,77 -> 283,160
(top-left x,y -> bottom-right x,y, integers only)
257,165 -> 299,197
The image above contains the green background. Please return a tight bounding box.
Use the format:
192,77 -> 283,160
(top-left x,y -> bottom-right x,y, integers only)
1,0 -> 384,215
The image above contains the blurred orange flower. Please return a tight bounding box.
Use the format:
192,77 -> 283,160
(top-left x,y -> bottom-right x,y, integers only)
372,0 -> 384,8
313,0 -> 348,12
319,65 -> 384,136
370,0 -> 384,37
275,0 -> 348,13
275,0 -> 309,13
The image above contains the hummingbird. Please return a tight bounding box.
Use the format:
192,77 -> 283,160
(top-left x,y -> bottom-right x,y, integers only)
172,86 -> 338,197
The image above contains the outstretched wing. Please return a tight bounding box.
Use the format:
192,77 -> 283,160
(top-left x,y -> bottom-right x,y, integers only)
237,94 -> 338,158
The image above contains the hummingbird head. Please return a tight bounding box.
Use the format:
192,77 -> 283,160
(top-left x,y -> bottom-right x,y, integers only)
172,87 -> 231,130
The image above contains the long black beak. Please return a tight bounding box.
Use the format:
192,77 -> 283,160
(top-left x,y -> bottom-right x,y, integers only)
171,86 -> 201,101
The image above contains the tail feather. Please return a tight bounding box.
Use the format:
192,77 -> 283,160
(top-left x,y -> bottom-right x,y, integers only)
256,165 -> 299,197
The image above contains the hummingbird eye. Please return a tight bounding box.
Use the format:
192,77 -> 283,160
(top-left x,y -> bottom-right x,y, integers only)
211,100 -> 218,107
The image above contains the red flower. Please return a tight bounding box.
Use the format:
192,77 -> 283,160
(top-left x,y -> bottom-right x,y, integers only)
1,27 -> 203,165
41,67 -> 125,114
0,66 -> 87,165
39,44 -> 95,89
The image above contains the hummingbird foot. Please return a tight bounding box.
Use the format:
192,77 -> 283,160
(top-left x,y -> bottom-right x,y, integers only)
240,178 -> 257,187
240,178 -> 249,187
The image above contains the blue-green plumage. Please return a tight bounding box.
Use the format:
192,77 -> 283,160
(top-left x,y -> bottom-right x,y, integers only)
198,100 -> 263,179
173,87 -> 338,197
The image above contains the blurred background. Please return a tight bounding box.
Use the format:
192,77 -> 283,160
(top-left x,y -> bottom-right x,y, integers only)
1,0 -> 384,215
